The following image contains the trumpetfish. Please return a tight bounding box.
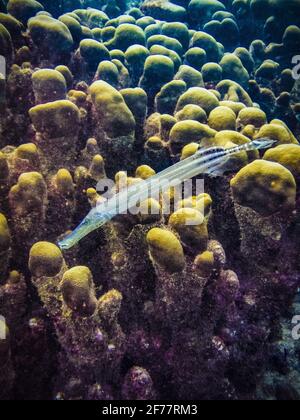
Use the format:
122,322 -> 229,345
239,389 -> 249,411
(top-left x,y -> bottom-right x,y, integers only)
58,138 -> 275,250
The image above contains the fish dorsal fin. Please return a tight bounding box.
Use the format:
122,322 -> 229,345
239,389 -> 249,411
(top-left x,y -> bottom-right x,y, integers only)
194,145 -> 225,159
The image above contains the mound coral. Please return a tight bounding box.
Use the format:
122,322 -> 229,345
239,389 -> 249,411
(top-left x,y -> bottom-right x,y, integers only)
28,15 -> 74,60
29,100 -> 80,171
263,144 -> 300,179
230,160 -> 297,216
61,266 -> 97,316
7,0 -> 44,25
89,80 -> 135,139
79,39 -> 110,71
0,318 -> 14,400
208,106 -> 237,131
146,227 -> 185,273
168,208 -> 208,251
175,87 -> 219,114
188,0 -> 225,26
190,31 -> 222,62
0,212 -> 10,280
155,79 -> 186,114
169,119 -> 216,155
32,69 -> 67,104
140,54 -> 174,100
141,0 -> 187,22
220,53 -> 249,86
106,23 -> 146,51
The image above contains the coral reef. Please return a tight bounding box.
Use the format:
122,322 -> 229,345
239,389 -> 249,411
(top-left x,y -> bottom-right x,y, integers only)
0,0 -> 300,402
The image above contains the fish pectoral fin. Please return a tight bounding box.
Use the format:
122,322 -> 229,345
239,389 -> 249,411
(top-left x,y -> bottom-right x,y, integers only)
208,167 -> 226,177
205,158 -> 229,178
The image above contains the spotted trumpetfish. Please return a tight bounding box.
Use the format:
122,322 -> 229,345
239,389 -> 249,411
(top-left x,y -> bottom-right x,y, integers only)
58,138 -> 275,250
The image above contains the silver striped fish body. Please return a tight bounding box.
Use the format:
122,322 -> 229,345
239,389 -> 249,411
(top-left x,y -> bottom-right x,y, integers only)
58,138 -> 275,250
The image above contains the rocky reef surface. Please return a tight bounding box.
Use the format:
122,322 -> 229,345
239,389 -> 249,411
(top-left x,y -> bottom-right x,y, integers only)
0,0 -> 300,400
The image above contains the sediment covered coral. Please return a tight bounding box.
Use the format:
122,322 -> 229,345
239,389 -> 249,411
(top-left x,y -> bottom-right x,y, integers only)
28,242 -> 126,396
28,15 -> 74,61
29,100 -> 81,173
0,319 -> 15,400
0,212 -> 10,280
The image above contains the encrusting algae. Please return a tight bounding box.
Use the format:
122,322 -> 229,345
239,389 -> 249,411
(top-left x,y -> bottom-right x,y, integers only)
0,0 -> 300,401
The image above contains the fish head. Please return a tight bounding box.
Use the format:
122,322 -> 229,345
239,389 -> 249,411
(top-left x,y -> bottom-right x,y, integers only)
252,138 -> 277,150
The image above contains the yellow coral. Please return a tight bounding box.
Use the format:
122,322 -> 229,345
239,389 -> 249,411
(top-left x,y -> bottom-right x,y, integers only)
194,251 -> 215,277
56,169 -> 74,195
168,208 -> 208,251
255,123 -> 298,145
135,165 -> 156,180
15,143 -> 38,163
219,100 -> 246,115
67,89 -> 87,106
7,270 -> 21,284
180,143 -> 199,160
196,193 -> 213,217
270,119 -> 298,144
175,104 -> 207,123
32,69 -> 67,103
138,198 -> 161,223
169,120 -> 216,155
230,160 -> 297,216
89,155 -> 106,180
241,124 -> 256,139
0,152 -> 9,181
10,172 -> 47,212
29,100 -> 80,138
146,227 -> 185,273
61,266 -> 97,316
237,107 -> 267,128
98,289 -> 123,324
176,87 -> 219,115
208,106 -> 237,131
89,81 -> 135,138
145,136 -> 164,150
29,242 -> 64,277
0,213 -> 10,251
263,144 -> 300,179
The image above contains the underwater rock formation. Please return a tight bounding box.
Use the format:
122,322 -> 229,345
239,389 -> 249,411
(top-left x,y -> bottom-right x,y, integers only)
0,0 -> 300,401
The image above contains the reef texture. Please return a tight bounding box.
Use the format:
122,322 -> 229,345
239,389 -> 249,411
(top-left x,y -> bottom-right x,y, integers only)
0,0 -> 300,401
